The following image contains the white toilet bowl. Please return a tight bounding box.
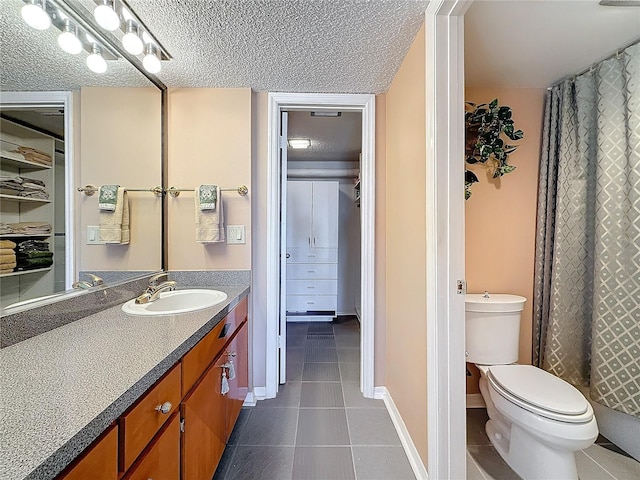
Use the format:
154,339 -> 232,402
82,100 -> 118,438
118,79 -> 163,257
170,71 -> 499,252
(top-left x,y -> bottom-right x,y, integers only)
477,364 -> 598,480
465,293 -> 598,480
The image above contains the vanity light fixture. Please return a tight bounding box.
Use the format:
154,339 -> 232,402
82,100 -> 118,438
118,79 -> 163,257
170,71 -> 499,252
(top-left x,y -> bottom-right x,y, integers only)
57,20 -> 83,54
21,0 -> 52,30
142,43 -> 161,73
93,0 -> 120,31
288,139 -> 312,149
86,43 -> 107,73
121,19 -> 143,55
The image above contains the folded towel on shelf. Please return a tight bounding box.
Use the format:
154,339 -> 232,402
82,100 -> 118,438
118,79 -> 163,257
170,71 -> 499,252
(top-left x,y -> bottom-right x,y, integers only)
0,266 -> 16,274
16,240 -> 49,252
14,147 -> 52,167
195,186 -> 225,243
16,257 -> 53,270
17,251 -> 53,259
0,248 -> 15,255
198,185 -> 218,210
99,187 -> 130,244
0,240 -> 17,249
6,222 -> 52,235
0,254 -> 17,265
98,185 -> 120,211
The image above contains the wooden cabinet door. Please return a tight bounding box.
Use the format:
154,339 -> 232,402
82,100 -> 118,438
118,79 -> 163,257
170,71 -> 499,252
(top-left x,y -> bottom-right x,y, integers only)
311,181 -> 339,249
225,320 -> 249,440
57,425 -> 118,480
181,354 -> 227,480
122,413 -> 180,480
286,180 -> 312,248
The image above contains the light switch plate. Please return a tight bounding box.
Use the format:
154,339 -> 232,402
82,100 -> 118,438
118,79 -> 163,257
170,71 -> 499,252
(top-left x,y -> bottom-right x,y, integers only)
86,226 -> 104,245
227,225 -> 245,244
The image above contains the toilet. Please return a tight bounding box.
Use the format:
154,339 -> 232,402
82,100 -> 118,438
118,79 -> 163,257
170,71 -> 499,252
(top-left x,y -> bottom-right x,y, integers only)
465,293 -> 598,480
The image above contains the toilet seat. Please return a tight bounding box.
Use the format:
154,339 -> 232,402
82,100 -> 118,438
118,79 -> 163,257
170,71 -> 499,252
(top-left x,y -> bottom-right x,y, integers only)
485,365 -> 592,423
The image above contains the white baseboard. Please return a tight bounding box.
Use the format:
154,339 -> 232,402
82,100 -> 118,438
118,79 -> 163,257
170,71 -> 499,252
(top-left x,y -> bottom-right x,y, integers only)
286,316 -> 334,322
243,391 -> 257,407
253,386 -> 268,401
466,393 -> 485,408
378,387 -> 428,480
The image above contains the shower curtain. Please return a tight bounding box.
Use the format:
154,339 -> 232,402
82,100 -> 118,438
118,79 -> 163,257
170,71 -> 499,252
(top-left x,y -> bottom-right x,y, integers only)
533,42 -> 640,418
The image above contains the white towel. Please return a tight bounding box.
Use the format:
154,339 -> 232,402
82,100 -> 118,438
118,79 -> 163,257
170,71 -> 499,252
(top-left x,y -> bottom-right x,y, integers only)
195,186 -> 225,243
99,187 -> 130,244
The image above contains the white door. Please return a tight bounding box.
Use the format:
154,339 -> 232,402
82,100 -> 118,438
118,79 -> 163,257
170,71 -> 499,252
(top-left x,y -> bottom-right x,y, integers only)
311,181 -> 339,249
278,111 -> 289,384
286,181 -> 312,248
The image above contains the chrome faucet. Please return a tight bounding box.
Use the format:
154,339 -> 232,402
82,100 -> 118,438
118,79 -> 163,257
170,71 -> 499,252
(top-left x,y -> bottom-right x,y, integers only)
72,274 -> 104,290
135,280 -> 177,304
72,281 -> 93,290
148,272 -> 169,287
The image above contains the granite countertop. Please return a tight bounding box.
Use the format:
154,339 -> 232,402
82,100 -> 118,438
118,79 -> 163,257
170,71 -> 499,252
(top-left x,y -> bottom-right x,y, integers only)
0,285 -> 249,480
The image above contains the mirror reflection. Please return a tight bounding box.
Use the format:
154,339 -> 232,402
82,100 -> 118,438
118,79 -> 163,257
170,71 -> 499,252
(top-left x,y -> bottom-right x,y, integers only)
0,0 -> 163,312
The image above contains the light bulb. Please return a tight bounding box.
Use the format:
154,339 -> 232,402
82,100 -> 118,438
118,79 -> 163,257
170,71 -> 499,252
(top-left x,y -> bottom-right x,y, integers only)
122,20 -> 143,55
142,44 -> 161,74
58,23 -> 82,55
94,1 -> 120,31
21,1 -> 51,30
86,45 -> 107,73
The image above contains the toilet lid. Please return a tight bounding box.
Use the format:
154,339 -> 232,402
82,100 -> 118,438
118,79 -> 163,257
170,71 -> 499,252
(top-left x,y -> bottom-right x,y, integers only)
487,365 -> 589,417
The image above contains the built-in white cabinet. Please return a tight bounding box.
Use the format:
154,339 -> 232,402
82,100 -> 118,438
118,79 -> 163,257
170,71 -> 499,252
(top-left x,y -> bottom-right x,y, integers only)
286,180 -> 339,319
0,118 -> 57,307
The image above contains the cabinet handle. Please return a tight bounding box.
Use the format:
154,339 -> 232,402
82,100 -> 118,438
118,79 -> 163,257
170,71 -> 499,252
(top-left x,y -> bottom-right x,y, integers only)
313,236 -> 316,245
307,301 -> 315,305
307,270 -> 316,273
308,237 -> 311,245
307,286 -> 315,289
154,401 -> 172,414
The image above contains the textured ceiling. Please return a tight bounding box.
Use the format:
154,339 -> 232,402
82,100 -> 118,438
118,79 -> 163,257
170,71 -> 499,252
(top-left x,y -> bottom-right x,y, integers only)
287,111 -> 362,163
465,0 -> 640,88
1,0 -> 428,93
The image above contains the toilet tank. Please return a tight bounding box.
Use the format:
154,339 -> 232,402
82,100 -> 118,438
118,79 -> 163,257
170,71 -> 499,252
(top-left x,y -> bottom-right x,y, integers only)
465,293 -> 526,365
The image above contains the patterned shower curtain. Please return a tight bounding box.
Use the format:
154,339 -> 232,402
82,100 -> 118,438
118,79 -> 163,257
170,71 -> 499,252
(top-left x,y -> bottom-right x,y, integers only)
533,42 -> 640,418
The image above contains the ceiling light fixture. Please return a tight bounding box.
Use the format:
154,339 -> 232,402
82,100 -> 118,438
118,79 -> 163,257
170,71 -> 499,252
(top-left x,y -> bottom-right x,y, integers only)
311,111 -> 342,117
86,43 -> 107,73
142,43 -> 161,73
94,0 -> 120,31
122,19 -> 144,55
57,20 -> 83,54
21,0 -> 51,30
288,139 -> 312,149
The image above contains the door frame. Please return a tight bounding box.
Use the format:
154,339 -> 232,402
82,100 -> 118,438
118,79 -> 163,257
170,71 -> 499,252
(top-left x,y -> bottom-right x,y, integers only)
425,1 -> 470,479
0,91 -> 75,289
266,92 -> 376,398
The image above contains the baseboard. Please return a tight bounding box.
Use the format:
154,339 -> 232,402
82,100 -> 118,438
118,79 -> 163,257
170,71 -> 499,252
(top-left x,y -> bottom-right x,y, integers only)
243,391 -> 257,407
466,393 -> 485,408
378,387 -> 428,480
286,316 -> 334,322
252,386 -> 268,401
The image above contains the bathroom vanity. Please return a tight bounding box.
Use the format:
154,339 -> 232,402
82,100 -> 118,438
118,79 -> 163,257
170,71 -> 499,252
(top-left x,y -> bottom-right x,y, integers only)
0,282 -> 250,480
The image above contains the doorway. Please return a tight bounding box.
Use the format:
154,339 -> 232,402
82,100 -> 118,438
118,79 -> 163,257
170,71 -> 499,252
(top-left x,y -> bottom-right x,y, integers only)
266,93 -> 376,399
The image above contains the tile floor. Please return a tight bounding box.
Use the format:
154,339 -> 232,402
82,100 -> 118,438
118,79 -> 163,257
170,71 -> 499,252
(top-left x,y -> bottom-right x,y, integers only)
213,317 -> 640,480
213,318 -> 416,480
467,408 -> 640,480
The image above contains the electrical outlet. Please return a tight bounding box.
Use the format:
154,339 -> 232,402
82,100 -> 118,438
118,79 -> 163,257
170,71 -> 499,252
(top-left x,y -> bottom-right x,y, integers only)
227,225 -> 245,244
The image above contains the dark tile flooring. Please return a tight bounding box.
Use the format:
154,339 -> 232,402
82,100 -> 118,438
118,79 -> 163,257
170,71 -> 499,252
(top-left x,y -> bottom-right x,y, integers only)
213,319 -> 416,480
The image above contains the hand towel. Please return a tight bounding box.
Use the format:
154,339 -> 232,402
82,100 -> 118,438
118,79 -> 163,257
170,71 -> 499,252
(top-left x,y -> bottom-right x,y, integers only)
0,240 -> 17,249
195,186 -> 225,243
99,187 -> 130,244
198,184 -> 218,210
98,185 -> 119,211
0,262 -> 16,273
0,248 -> 15,255
0,254 -> 17,265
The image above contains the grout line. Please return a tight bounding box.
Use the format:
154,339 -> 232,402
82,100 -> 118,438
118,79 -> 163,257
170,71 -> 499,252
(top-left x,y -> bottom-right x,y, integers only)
580,448 -> 619,480
466,451 -> 491,480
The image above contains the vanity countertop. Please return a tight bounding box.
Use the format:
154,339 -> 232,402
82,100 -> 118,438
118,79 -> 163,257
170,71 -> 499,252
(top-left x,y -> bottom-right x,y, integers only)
0,285 -> 250,480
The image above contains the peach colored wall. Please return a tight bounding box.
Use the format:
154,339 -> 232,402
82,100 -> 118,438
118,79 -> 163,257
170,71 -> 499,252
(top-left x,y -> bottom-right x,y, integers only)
167,88 -> 252,270
465,88 -> 545,393
374,94 -> 387,386
78,87 -> 162,272
384,23 -> 428,463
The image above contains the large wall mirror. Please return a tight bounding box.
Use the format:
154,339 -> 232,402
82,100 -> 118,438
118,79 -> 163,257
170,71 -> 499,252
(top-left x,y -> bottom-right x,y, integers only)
0,0 -> 164,311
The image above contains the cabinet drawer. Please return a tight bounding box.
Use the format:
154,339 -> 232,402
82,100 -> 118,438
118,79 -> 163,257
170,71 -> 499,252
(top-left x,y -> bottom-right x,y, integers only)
286,295 -> 337,312
287,279 -> 337,295
120,363 -> 181,472
287,263 -> 337,280
182,297 -> 248,397
57,424 -> 118,480
122,413 -> 180,480
287,247 -> 338,264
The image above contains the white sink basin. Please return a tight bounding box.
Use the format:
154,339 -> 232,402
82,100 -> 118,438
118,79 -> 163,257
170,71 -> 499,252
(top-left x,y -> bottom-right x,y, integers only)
121,289 -> 228,316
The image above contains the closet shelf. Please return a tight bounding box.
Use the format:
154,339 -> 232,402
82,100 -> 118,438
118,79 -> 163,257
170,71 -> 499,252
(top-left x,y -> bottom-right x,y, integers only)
0,267 -> 51,278
0,154 -> 52,170
0,234 -> 51,239
0,194 -> 51,204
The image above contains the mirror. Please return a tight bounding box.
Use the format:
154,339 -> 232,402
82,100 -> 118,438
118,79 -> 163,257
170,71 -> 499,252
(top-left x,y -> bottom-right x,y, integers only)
0,0 -> 163,312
